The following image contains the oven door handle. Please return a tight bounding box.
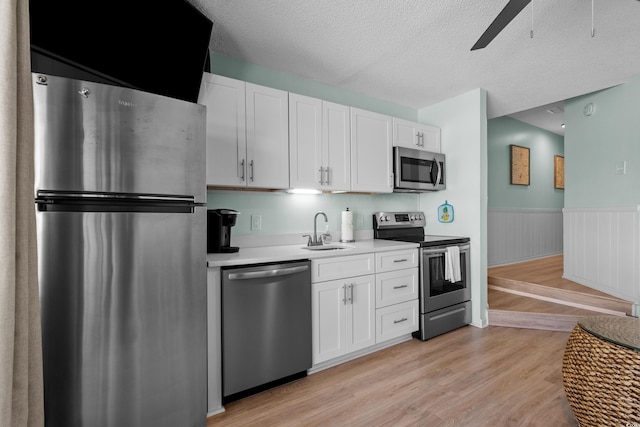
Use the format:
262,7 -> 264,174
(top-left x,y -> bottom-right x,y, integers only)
422,244 -> 470,255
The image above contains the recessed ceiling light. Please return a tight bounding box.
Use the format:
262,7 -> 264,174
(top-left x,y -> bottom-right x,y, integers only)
546,107 -> 565,115
561,123 -> 565,128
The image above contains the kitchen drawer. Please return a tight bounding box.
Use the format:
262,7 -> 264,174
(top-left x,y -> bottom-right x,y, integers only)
311,253 -> 375,283
376,267 -> 418,308
375,299 -> 418,343
375,249 -> 418,273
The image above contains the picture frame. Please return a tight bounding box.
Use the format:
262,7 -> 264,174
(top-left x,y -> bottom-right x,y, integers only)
510,145 -> 530,186
554,155 -> 565,189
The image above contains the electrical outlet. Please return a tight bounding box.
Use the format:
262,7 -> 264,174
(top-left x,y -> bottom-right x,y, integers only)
615,161 -> 627,175
251,214 -> 262,231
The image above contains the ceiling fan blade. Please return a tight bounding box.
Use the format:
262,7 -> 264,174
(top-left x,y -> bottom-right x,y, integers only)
471,0 -> 532,51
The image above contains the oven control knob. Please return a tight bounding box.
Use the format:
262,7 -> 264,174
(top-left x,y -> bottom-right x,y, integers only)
384,215 -> 390,221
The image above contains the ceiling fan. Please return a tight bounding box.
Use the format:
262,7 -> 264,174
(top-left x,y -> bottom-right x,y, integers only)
471,0 -> 532,50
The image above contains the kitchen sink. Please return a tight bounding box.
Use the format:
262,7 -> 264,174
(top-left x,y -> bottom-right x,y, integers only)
301,244 -> 353,251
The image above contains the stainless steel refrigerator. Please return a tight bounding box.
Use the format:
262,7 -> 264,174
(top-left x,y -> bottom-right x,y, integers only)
32,73 -> 207,427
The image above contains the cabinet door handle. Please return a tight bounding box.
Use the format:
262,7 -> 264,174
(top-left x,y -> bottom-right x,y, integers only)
318,167 -> 325,185
349,283 -> 354,304
240,159 -> 246,181
342,284 -> 347,305
393,284 -> 408,289
393,317 -> 408,324
249,160 -> 255,182
393,258 -> 408,263
325,166 -> 330,185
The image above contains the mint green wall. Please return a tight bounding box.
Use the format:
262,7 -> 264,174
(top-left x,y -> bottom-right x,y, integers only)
488,117 -> 564,209
417,88 -> 488,328
209,52 -> 417,121
207,190 -> 418,236
564,76 -> 640,208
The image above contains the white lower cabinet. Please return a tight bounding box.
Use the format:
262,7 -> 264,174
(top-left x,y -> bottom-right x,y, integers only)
375,249 -> 419,344
375,268 -> 418,308
312,274 -> 375,364
311,249 -> 419,367
376,299 -> 419,343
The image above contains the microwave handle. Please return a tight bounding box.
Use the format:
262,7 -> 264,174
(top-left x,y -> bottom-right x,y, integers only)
436,158 -> 442,186
430,157 -> 440,186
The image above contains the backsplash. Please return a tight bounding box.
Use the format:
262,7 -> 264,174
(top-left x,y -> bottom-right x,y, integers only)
207,190 -> 418,237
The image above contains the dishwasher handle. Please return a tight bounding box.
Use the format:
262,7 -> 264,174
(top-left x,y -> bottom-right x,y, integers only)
227,265 -> 309,280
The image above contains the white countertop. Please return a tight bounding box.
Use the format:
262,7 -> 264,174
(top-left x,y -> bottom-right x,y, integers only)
207,239 -> 419,268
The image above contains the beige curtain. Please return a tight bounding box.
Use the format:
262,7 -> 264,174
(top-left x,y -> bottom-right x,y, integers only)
0,0 -> 45,425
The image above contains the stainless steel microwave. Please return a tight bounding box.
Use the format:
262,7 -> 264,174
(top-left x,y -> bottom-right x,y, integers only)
393,147 -> 445,192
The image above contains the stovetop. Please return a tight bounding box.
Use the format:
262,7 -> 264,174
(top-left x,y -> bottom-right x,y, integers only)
381,234 -> 470,248
372,211 -> 469,248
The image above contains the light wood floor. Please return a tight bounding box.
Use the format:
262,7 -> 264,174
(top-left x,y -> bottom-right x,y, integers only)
488,255 -> 634,317
207,326 -> 577,426
488,255 -> 627,298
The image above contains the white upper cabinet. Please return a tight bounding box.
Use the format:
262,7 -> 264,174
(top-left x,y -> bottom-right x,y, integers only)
199,73 -> 246,187
289,94 -> 350,191
245,83 -> 289,189
289,94 -> 321,189
199,73 -> 289,189
393,117 -> 441,153
322,101 -> 351,191
201,73 -> 444,192
350,107 -> 393,193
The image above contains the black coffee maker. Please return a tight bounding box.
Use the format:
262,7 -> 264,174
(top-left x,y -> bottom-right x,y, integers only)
207,209 -> 240,253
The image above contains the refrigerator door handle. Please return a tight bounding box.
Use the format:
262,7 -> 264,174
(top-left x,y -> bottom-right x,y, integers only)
36,190 -> 196,203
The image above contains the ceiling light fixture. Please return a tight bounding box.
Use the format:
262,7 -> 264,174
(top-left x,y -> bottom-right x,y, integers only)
561,123 -> 565,128
546,106 -> 564,115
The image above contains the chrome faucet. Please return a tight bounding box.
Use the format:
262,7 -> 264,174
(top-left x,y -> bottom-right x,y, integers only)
303,211 -> 328,246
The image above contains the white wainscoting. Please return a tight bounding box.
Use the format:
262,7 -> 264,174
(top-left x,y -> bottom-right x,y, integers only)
563,206 -> 640,304
488,208 -> 563,267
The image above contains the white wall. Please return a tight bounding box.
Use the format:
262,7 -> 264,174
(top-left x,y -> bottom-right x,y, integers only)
418,88 -> 488,328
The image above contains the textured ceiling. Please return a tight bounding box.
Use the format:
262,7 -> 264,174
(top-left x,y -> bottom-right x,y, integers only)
189,0 -> 640,130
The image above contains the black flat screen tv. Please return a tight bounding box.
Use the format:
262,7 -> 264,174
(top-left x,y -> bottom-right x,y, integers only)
29,0 -> 213,103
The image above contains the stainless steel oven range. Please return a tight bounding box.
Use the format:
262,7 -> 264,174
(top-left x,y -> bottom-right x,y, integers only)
373,211 -> 471,340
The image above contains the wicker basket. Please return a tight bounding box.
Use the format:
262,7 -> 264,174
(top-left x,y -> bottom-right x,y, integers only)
562,322 -> 640,426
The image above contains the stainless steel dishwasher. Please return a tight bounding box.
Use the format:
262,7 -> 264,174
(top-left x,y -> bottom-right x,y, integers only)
222,260 -> 312,402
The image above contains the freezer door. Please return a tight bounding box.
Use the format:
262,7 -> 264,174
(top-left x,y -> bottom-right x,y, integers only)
37,208 -> 207,427
32,73 -> 206,203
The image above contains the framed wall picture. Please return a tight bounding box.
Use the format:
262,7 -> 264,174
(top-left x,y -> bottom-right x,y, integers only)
510,145 -> 530,185
554,155 -> 565,189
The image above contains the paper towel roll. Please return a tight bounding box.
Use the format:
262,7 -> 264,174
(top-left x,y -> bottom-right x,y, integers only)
340,208 -> 355,242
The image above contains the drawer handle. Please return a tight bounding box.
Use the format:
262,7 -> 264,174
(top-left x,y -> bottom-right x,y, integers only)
393,284 -> 408,289
393,258 -> 408,263
393,318 -> 408,324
